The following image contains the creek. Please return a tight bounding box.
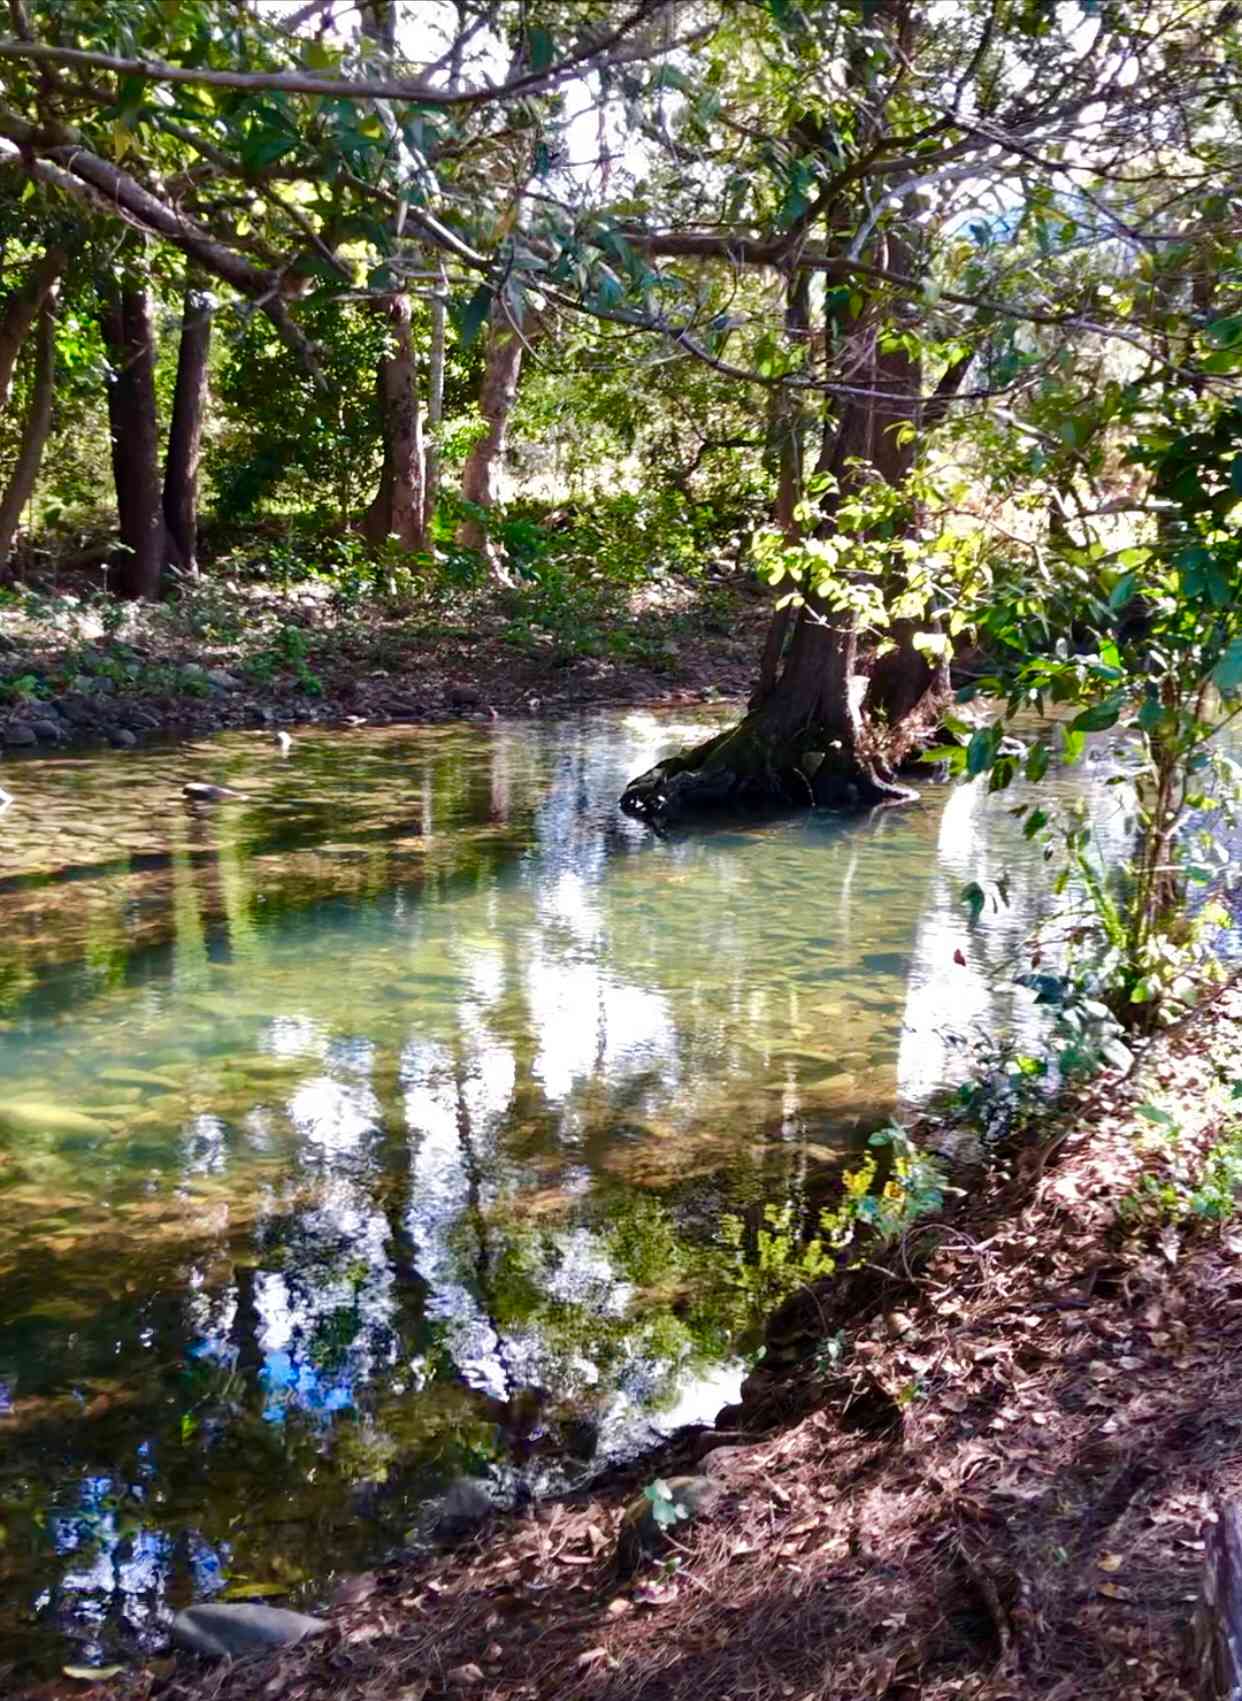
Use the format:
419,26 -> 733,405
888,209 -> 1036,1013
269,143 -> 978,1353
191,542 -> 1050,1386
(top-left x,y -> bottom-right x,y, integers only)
0,707 -> 1132,1677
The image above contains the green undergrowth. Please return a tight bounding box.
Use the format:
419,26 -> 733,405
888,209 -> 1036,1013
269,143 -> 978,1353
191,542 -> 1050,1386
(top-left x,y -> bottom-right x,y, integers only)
0,510 -> 752,705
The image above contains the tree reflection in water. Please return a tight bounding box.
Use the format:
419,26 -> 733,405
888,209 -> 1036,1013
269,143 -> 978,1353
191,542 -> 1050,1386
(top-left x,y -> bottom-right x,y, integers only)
0,710 -> 1101,1675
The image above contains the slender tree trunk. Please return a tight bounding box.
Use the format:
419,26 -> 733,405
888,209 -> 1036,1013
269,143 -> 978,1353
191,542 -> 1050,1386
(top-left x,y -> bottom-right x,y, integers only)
101,283 -> 165,600
0,244 -> 66,413
363,292 -> 425,553
423,284 -> 446,540
754,272 -> 812,704
162,279 -> 213,576
0,292 -> 57,572
456,305 -> 525,566
862,333 -> 970,754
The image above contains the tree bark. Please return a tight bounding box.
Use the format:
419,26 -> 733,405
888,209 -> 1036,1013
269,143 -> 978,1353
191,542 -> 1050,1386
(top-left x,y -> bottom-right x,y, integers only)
423,284 -> 446,539
162,279 -> 213,576
861,339 -> 971,752
101,282 -> 165,600
0,244 -> 66,413
363,292 -> 425,553
753,271 -> 812,704
456,304 -> 525,567
0,291 -> 57,571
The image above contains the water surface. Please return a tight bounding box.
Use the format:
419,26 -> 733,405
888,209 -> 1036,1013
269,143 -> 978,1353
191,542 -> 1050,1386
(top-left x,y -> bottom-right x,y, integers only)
0,709 -> 1129,1675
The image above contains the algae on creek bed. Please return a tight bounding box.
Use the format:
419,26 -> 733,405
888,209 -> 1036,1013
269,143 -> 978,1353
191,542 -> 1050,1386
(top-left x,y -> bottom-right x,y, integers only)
0,709 -> 1126,1678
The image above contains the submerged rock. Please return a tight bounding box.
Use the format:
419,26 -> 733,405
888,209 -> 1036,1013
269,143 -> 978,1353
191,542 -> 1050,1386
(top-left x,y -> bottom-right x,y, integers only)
183,782 -> 244,802
0,1101 -> 109,1137
171,1603 -> 328,1660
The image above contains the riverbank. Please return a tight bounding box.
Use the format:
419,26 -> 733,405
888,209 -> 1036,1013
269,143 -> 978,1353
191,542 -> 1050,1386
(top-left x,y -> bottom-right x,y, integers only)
0,573 -> 766,752
25,990 -> 1241,1701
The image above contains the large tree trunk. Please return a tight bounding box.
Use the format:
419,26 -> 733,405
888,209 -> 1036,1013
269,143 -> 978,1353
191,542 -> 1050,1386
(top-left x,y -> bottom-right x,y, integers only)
0,292 -> 57,572
162,279 -> 213,576
456,305 -> 525,568
0,244 -> 66,413
363,292 -> 425,553
101,282 -> 165,600
623,354 -> 915,824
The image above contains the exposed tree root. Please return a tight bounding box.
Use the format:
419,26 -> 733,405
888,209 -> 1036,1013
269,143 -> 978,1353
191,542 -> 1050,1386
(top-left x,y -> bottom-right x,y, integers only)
620,710 -> 919,825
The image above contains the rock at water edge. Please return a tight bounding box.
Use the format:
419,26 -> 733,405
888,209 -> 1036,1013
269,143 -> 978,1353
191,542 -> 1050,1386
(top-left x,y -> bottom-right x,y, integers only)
171,1603 -> 328,1660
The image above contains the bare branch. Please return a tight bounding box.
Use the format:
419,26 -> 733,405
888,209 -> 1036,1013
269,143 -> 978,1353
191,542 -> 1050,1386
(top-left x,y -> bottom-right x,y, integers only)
0,7 -> 712,110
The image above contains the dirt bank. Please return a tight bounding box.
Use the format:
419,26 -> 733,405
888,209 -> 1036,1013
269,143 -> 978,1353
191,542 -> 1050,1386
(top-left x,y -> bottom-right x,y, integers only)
0,578 -> 768,753
19,990 -> 1242,1701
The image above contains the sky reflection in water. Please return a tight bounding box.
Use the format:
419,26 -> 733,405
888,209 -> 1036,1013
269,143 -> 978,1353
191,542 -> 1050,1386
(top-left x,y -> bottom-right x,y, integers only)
0,709 -> 1135,1675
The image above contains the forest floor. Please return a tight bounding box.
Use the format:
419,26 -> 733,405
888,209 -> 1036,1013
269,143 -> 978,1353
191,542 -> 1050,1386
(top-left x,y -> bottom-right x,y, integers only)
0,570 -> 767,753
24,991 -> 1242,1701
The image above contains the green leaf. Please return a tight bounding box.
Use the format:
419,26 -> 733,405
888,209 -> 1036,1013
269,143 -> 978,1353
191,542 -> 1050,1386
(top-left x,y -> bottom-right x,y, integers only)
916,745 -> 965,769
1214,637 -> 1242,694
1207,563 -> 1232,607
528,27 -> 555,73
643,1478 -> 687,1530
454,284 -> 494,349
1108,571 -> 1137,610
1200,348 -> 1242,375
1072,700 -> 1121,732
1136,1102 -> 1175,1127
1022,806 -> 1048,839
965,726 -> 997,777
651,65 -> 694,93
303,39 -> 341,71
1206,315 -> 1242,349
1025,742 -> 1050,782
1061,726 -> 1086,765
241,132 -> 298,172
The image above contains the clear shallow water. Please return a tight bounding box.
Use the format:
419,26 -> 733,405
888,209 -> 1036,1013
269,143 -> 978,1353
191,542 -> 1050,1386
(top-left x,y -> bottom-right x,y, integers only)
0,709 -> 1133,1675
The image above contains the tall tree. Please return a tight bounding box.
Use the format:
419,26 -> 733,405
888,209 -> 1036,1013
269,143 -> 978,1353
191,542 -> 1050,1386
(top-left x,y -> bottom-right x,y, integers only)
0,290 -> 57,570
363,292 -> 425,553
162,278 -> 214,576
457,305 -> 527,569
100,278 -> 164,600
